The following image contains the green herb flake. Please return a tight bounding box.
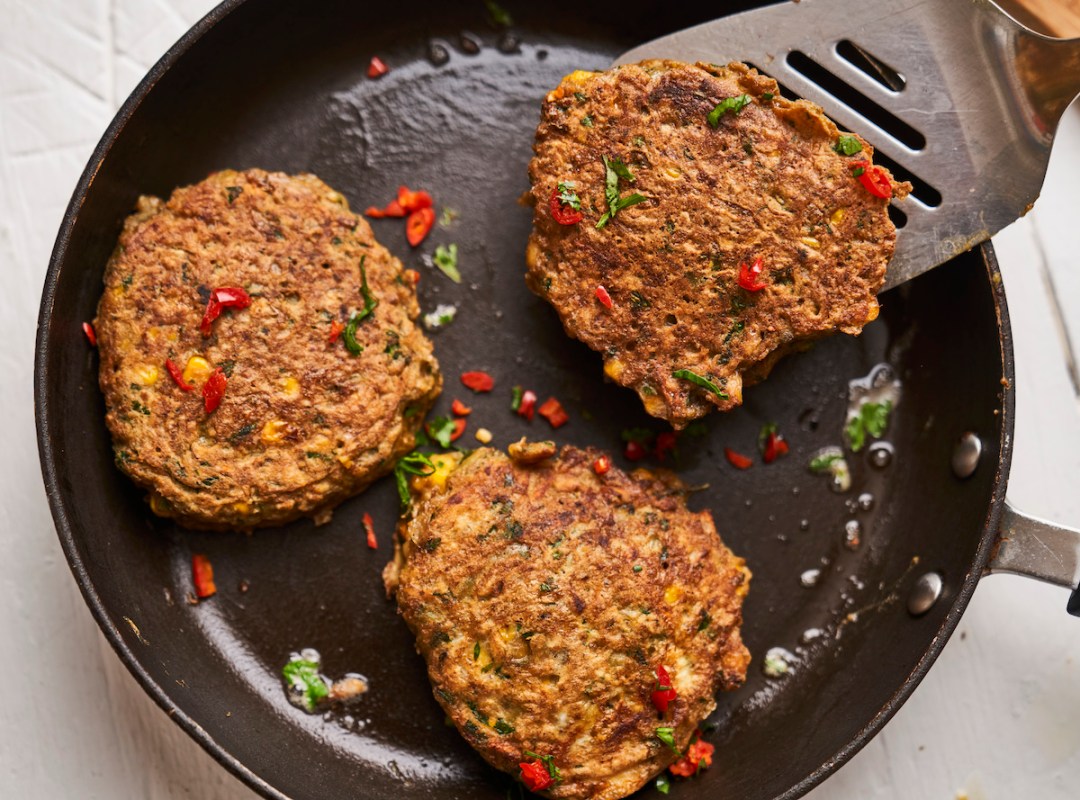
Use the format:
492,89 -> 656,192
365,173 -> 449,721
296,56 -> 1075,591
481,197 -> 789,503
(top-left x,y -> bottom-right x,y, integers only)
833,134 -> 864,156
852,166 -> 866,178
510,385 -> 524,412
596,155 -> 648,229
629,290 -> 651,310
762,92 -> 775,101
556,181 -> 581,211
845,400 -> 893,451
633,565 -> 643,573
493,718 -> 515,735
707,94 -> 752,127
433,243 -> 462,284
523,752 -> 562,782
225,185 -> 243,204
473,642 -> 481,660
573,91 -> 588,102
343,256 -> 378,355
656,774 -> 672,795
439,207 -> 458,227
484,0 -> 512,27
220,359 -> 236,377
672,368 -> 727,399
282,658 -> 329,711
393,451 -> 437,512
809,452 -> 843,473
422,537 -> 442,553
758,422 -> 778,454
580,114 -> 594,128
427,415 -> 457,449
655,726 -> 680,754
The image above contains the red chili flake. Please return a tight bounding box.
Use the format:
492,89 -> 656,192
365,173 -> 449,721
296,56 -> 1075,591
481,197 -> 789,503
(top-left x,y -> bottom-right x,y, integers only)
461,371 -> 495,392
595,285 -> 614,309
405,207 -> 435,247
549,187 -> 584,226
451,398 -> 472,416
82,321 -> 97,346
724,447 -> 753,469
364,199 -> 406,218
165,358 -> 195,391
191,554 -> 217,599
737,257 -> 767,292
537,397 -> 569,428
202,367 -> 227,414
328,320 -> 346,344
762,431 -> 790,464
519,760 -> 555,793
593,455 -> 612,475
402,269 -> 421,286
850,160 -> 892,198
624,440 -> 647,461
654,432 -> 677,462
449,417 -> 467,442
363,512 -> 378,549
517,389 -> 537,421
397,186 -> 433,213
367,55 -> 389,79
669,736 -> 715,778
200,286 -> 252,337
651,664 -> 678,713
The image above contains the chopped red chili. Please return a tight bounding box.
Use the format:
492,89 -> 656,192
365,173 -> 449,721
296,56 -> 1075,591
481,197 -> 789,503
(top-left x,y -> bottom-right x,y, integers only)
537,397 -> 569,428
402,268 -> 421,285
724,447 -> 753,469
200,286 -> 252,337
328,320 -> 346,344
624,440 -> 647,461
593,455 -> 612,475
165,358 -> 195,391
397,186 -> 433,213
202,367 -> 227,414
737,257 -> 767,292
549,187 -> 584,226
192,554 -> 217,599
850,160 -> 892,199
461,371 -> 495,392
367,55 -> 389,79
651,664 -> 678,713
595,285 -> 613,309
364,199 -> 406,218
669,735 -> 715,777
449,417 -> 467,441
519,760 -> 555,793
762,431 -> 790,463
517,390 -> 538,421
654,432 -> 677,462
405,207 -> 435,247
451,398 -> 472,416
363,512 -> 378,549
82,321 -> 97,346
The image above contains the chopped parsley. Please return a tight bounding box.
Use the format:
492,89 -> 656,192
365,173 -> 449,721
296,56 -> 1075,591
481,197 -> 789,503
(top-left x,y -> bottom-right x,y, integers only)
761,91 -> 775,101
433,243 -> 462,284
473,642 -> 481,660
282,658 -> 328,711
853,165 -> 866,178
510,385 -> 524,411
581,114 -> 594,127
556,181 -> 581,211
833,134 -> 864,156
672,368 -> 727,399
422,537 -> 442,553
596,155 -> 647,229
809,452 -> 844,473
343,256 -> 378,356
493,718 -> 515,735
656,774 -> 671,794
427,416 -> 457,449
225,185 -> 243,204
844,400 -> 893,452
393,452 -> 437,512
707,94 -> 752,127
655,726 -> 680,754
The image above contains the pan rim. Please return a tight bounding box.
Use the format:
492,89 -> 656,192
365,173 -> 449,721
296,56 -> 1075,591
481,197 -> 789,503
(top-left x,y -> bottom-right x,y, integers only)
33,2 -> 1016,798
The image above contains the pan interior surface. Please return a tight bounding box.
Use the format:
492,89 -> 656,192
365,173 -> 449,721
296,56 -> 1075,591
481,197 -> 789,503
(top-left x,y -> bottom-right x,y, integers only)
36,1 -> 1011,798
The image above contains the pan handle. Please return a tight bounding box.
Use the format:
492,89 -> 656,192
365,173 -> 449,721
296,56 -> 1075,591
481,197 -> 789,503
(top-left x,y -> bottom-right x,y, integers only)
987,501 -> 1080,616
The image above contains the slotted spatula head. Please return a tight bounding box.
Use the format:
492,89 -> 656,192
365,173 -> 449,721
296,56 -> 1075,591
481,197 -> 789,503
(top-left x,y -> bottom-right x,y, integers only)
615,0 -> 1080,289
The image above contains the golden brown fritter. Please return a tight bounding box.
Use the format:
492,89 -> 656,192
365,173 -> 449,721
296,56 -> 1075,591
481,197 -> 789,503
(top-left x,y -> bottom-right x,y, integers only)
95,169 -> 440,530
385,445 -> 750,800
526,61 -> 909,428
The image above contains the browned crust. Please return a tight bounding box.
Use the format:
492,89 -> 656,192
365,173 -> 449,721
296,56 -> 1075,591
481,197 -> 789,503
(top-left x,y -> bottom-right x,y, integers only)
386,445 -> 750,800
95,169 -> 441,530
526,61 -> 909,428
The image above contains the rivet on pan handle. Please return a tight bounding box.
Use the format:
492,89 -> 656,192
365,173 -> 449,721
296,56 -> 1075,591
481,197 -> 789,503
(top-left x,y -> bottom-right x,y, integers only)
988,502 -> 1080,616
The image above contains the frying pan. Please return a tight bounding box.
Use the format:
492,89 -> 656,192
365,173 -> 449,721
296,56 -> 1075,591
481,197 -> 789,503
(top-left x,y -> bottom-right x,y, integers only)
34,1 -> 1080,798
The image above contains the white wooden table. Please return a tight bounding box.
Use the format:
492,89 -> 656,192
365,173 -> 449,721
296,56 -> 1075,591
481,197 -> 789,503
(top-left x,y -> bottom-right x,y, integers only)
2,2 -> 1078,798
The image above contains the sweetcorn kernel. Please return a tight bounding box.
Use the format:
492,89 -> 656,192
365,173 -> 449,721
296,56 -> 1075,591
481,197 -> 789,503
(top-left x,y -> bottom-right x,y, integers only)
135,364 -> 159,386
800,236 -> 821,249
182,356 -> 212,385
475,428 -> 493,444
830,208 -> 846,226
664,585 -> 684,605
280,376 -> 301,399
261,420 -> 289,444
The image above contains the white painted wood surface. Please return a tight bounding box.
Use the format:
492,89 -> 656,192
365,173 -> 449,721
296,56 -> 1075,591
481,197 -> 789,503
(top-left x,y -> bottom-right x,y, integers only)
1,2 -> 1078,798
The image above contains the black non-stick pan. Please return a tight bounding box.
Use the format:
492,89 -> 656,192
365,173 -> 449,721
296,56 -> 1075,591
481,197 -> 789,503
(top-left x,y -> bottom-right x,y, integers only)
34,1 -> 1080,799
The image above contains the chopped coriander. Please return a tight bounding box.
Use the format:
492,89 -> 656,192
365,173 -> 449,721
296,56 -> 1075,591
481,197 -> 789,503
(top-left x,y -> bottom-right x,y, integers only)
655,726 -> 680,754
433,243 -> 462,283
672,368 -> 727,399
762,91 -> 775,101
282,658 -> 329,711
656,774 -> 671,794
633,565 -> 643,573
845,400 -> 893,452
574,91 -> 588,102
809,452 -> 843,473
423,303 -> 458,330
422,537 -> 442,553
427,415 -> 457,449
581,114 -> 594,127
629,290 -> 651,310
343,256 -> 378,356
596,155 -> 648,229
225,185 -> 243,204
493,718 -> 515,735
707,94 -> 752,127
393,452 -> 436,512
473,642 -> 481,660
556,181 -> 581,211
523,752 -> 561,782
833,134 -> 864,156
510,385 -> 524,411
853,166 -> 866,178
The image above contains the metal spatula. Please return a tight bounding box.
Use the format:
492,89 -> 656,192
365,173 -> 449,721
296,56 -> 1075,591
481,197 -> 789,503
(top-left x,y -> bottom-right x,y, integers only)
615,0 -> 1080,290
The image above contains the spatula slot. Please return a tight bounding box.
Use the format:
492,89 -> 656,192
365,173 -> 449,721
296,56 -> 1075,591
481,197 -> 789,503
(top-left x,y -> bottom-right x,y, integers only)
786,50 -> 925,151
835,40 -> 906,93
887,203 -> 908,229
